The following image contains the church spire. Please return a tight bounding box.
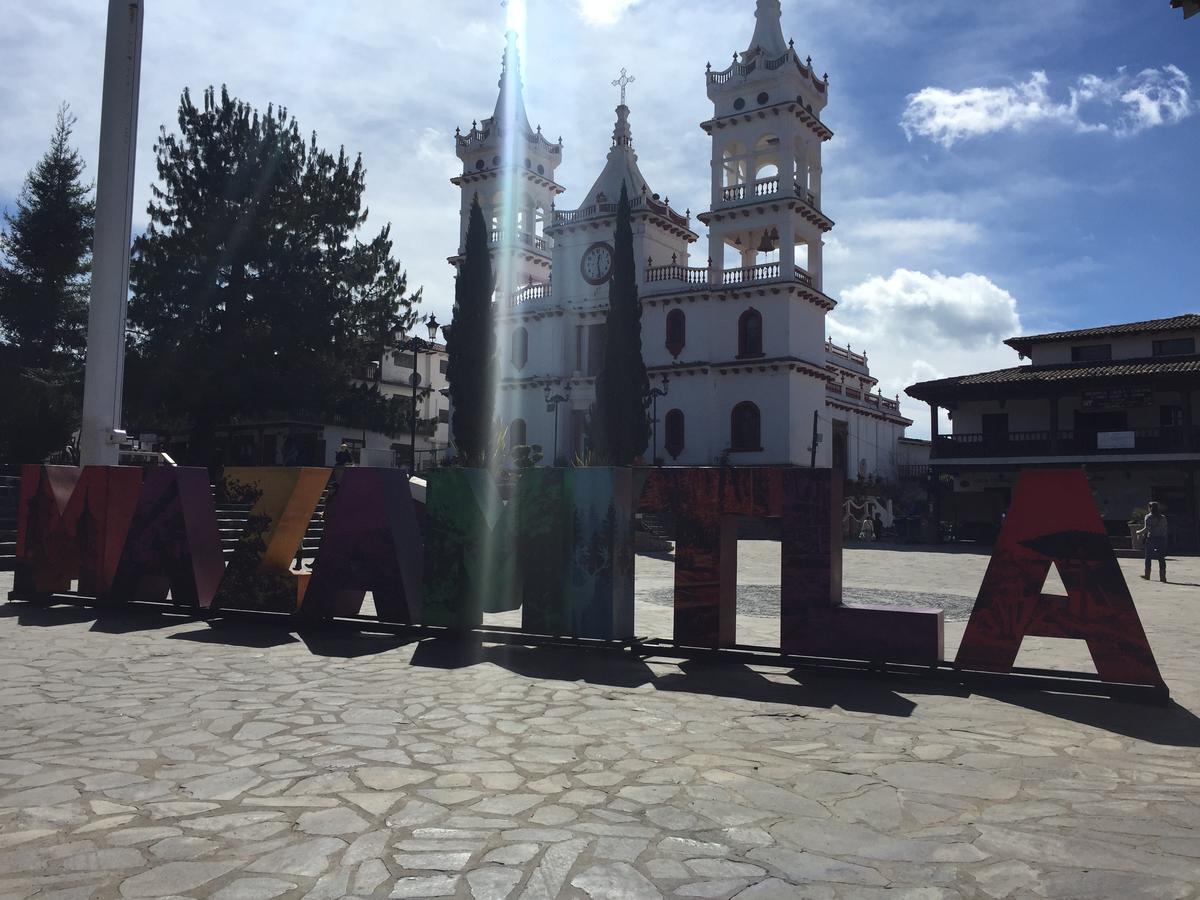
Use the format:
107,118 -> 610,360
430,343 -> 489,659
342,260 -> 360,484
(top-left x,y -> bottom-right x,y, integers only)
612,104 -> 633,149
583,99 -> 649,206
743,0 -> 789,60
493,31 -> 534,137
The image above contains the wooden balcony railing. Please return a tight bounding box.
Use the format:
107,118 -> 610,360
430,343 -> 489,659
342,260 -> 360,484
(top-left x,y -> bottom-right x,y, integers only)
934,427 -> 1200,458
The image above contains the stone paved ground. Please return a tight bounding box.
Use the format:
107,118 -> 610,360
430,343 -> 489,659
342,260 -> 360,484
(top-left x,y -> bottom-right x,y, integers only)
1,547 -> 1199,900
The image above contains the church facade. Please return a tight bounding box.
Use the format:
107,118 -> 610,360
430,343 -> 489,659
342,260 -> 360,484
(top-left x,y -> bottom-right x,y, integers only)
451,0 -> 912,472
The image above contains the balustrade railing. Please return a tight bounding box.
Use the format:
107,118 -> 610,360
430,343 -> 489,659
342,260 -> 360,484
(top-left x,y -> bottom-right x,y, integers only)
795,184 -> 817,206
645,264 -> 709,285
489,229 -> 553,254
706,51 -> 828,94
724,262 -> 780,285
719,179 -> 818,210
825,382 -> 902,414
554,194 -> 689,229
510,282 -> 552,307
642,262 -> 814,291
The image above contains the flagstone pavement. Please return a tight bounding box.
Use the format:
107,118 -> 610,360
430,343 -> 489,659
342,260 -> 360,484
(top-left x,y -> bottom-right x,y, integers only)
1,547 -> 1198,900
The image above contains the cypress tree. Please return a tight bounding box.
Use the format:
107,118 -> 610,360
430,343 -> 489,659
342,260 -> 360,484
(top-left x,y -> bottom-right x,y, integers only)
591,182 -> 649,465
446,195 -> 496,465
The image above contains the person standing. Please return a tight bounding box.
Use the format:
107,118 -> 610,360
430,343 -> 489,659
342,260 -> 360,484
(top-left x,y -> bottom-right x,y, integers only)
1138,501 -> 1168,583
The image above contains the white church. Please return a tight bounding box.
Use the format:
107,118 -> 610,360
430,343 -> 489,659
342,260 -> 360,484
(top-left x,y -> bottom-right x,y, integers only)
451,0 -> 916,476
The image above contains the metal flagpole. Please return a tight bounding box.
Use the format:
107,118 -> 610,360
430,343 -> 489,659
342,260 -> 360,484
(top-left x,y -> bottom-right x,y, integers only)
79,0 -> 144,465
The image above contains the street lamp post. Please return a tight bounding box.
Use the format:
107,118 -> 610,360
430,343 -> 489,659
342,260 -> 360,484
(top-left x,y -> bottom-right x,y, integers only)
544,380 -> 572,465
646,374 -> 670,465
396,315 -> 441,473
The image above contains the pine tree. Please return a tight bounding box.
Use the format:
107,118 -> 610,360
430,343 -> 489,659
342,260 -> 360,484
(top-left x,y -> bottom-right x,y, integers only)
0,105 -> 94,369
0,105 -> 94,464
446,195 -> 496,466
590,182 -> 649,465
126,86 -> 420,457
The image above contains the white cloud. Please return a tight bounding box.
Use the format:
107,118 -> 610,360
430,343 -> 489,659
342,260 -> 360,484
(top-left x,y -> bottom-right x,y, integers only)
828,269 -> 1023,435
902,66 -> 1196,148
575,0 -> 640,26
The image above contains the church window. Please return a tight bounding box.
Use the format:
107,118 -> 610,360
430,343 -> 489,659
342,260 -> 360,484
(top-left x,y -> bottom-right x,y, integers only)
665,309 -> 686,357
665,409 -> 685,459
512,327 -> 529,370
475,159 -> 485,171
730,402 -> 761,451
537,164 -> 545,175
525,158 -> 532,169
509,418 -> 527,449
757,92 -> 769,105
738,308 -> 764,358
733,97 -> 746,111
492,155 -> 500,165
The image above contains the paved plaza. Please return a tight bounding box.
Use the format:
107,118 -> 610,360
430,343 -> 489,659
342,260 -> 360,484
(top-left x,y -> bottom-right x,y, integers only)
1,547 -> 1198,899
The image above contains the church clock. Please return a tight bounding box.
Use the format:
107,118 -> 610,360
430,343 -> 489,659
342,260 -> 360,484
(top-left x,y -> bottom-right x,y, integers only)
581,242 -> 614,285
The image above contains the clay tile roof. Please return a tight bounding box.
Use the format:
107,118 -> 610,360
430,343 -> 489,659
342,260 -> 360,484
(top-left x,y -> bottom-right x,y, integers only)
906,355 -> 1200,403
1004,314 -> 1200,356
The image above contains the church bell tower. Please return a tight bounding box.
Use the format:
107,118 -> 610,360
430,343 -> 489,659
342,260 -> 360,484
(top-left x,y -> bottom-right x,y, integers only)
451,33 -> 564,302
701,0 -> 833,296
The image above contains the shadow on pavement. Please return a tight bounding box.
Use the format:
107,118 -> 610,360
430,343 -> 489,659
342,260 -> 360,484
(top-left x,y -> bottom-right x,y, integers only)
410,636 -> 657,690
7,599 -> 1196,742
297,628 -> 420,659
654,660 -> 918,717
0,601 -> 194,635
170,620 -> 299,649
978,688 -> 1200,747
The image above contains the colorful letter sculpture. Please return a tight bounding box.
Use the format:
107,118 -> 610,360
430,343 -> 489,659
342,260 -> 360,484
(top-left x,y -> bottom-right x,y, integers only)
516,468 -> 637,640
109,467 -> 225,608
641,467 -> 942,663
213,467 -> 330,612
302,467 -> 423,623
14,465 -> 142,600
955,469 -> 1164,687
640,467 -> 775,647
777,469 -> 942,664
422,469 -> 518,628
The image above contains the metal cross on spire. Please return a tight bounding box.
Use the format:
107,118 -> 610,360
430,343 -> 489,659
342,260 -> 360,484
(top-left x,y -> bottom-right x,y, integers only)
612,67 -> 635,106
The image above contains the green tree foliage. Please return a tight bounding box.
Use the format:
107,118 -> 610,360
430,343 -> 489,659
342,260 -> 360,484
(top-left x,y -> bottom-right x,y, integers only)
446,196 -> 495,465
126,86 -> 420,458
0,105 -> 94,463
590,182 -> 649,465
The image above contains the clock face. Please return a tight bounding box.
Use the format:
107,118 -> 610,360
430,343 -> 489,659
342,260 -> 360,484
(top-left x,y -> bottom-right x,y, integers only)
581,243 -> 614,285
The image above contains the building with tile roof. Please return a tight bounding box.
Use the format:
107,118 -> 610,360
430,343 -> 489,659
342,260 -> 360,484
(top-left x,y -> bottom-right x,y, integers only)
907,314 -> 1199,548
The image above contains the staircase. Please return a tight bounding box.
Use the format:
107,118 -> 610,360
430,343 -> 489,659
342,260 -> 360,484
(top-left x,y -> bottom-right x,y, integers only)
0,477 -> 328,575
214,487 -> 327,568
0,476 -> 18,572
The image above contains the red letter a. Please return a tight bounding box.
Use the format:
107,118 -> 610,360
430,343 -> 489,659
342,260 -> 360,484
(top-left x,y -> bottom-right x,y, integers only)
955,469 -> 1164,688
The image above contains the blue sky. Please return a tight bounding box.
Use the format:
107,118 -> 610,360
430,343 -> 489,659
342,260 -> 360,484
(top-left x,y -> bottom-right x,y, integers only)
1,0 -> 1196,434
